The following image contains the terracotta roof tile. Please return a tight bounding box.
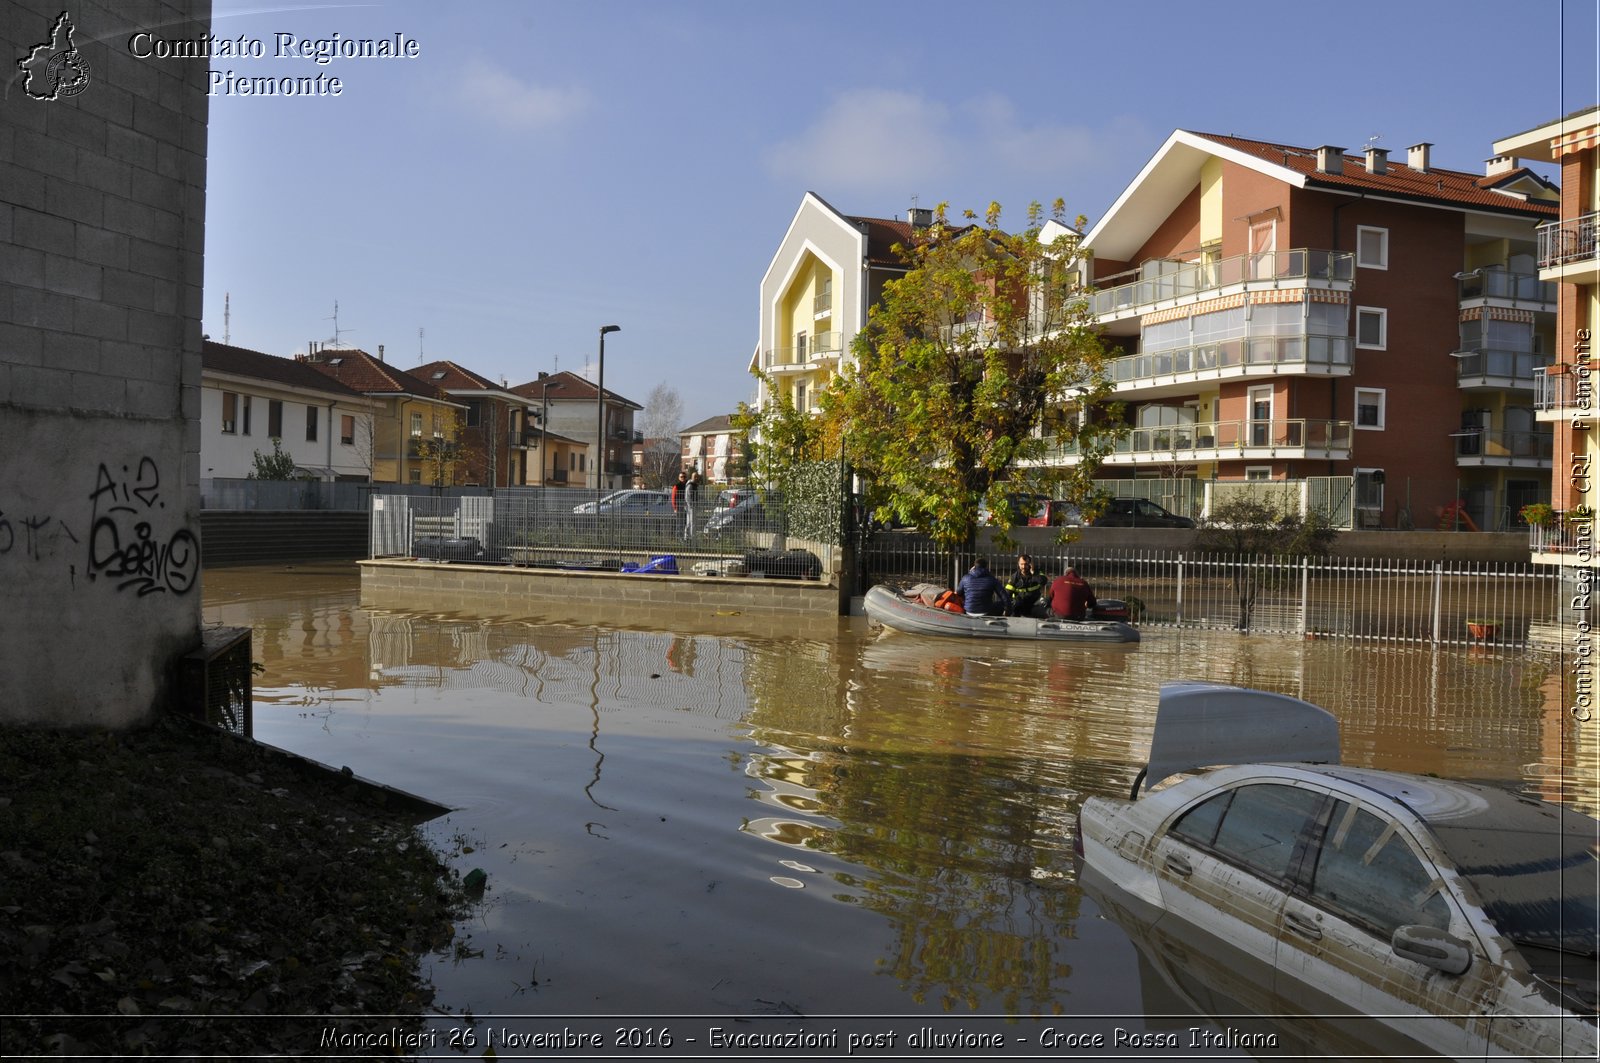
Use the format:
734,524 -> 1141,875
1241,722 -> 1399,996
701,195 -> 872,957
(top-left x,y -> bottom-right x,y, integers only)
1192,132 -> 1559,217
680,414 -> 735,435
507,370 -> 641,410
297,348 -> 452,400
203,341 -> 365,398
414,359 -> 501,391
847,215 -> 916,266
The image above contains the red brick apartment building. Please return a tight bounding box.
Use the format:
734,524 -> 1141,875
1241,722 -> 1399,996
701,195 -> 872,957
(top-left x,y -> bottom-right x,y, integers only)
1080,131 -> 1560,530
1496,107 -> 1600,565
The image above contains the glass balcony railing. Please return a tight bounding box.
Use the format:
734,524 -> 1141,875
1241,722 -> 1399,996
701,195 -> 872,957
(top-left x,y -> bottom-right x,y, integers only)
763,331 -> 845,369
1047,418 -> 1353,461
1454,348 -> 1551,386
1109,335 -> 1351,387
1457,270 -> 1556,304
1538,212 -> 1598,268
1091,249 -> 1354,318
1452,428 -> 1553,463
813,291 -> 833,316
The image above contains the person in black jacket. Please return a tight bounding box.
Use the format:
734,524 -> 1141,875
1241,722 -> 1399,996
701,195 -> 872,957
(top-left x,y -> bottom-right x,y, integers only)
1005,553 -> 1048,617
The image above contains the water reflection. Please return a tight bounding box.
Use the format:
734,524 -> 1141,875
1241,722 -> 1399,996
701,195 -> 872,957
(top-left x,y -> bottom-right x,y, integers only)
201,564 -> 1597,1032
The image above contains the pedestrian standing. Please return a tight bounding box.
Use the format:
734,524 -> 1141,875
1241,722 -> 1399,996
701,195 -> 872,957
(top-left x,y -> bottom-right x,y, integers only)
683,471 -> 700,540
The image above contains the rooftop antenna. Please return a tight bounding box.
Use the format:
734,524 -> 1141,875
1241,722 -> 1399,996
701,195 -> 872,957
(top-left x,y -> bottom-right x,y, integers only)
326,300 -> 353,348
223,292 -> 230,345
418,326 -> 424,365
1365,133 -> 1383,148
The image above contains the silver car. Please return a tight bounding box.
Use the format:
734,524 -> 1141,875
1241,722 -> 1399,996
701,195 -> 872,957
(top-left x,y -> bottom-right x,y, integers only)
1077,682 -> 1598,1061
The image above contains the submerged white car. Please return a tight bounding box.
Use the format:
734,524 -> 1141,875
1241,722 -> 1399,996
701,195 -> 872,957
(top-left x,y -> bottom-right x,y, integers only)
1076,683 -> 1598,1061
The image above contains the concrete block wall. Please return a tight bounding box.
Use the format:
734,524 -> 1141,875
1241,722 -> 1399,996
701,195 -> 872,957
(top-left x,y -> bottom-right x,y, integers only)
1,1 -> 210,726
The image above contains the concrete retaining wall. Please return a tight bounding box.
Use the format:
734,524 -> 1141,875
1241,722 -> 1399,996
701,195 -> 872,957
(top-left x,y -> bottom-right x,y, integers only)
359,559 -> 847,638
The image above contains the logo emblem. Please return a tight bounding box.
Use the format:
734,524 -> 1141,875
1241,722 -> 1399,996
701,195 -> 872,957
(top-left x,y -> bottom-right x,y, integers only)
18,12 -> 91,100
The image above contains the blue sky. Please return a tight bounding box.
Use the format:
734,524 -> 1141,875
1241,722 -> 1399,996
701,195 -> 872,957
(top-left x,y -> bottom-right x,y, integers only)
201,0 -> 1599,426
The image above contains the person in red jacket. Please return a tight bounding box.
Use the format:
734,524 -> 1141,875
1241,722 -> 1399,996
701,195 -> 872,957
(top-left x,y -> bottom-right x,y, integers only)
1047,566 -> 1098,620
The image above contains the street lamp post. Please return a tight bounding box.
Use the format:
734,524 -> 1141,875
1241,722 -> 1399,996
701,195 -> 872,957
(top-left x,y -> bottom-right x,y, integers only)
596,324 -> 620,489
538,379 -> 564,485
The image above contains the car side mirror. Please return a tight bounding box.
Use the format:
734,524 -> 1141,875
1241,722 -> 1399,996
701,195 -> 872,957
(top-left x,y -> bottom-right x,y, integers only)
1391,924 -> 1472,975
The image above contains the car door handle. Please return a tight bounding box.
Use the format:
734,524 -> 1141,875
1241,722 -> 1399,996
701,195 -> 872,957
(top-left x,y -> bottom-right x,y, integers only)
1162,853 -> 1192,878
1285,910 -> 1323,941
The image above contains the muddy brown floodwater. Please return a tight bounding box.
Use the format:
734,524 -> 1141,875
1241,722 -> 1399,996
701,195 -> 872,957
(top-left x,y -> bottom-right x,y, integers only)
202,562 -> 1596,1057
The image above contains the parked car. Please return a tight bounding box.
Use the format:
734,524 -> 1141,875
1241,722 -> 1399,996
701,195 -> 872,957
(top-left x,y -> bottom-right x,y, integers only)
571,489 -> 675,518
979,493 -> 1081,527
1076,682 -> 1598,1062
1087,497 -> 1194,528
705,491 -> 779,535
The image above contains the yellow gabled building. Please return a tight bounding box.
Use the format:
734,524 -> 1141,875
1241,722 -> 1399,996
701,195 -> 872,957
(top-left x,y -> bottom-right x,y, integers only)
753,193 -> 924,416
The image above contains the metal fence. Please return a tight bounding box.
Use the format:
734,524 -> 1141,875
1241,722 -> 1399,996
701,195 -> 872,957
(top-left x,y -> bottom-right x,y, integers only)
859,538 -> 1567,648
369,487 -> 831,579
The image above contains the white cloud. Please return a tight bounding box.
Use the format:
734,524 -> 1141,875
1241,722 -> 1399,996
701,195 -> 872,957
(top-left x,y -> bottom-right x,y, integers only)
766,88 -> 1153,208
763,89 -> 957,189
459,58 -> 590,130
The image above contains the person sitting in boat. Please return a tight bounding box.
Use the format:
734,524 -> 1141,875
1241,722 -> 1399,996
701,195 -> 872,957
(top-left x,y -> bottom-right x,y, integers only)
958,557 -> 1009,616
1048,566 -> 1098,620
1005,554 -> 1048,617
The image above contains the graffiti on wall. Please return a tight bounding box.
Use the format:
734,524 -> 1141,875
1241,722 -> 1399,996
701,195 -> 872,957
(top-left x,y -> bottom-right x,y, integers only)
87,457 -> 198,596
3,455 -> 198,595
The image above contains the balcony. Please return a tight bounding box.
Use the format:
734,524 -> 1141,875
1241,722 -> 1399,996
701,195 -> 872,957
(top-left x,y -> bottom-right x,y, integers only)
763,331 -> 845,373
1530,513 -> 1596,565
1533,366 -> 1594,419
1047,418 -> 1353,465
1108,335 -> 1351,397
1537,212 -> 1600,283
1091,249 -> 1354,323
1452,428 -> 1553,468
813,291 -> 832,317
1453,348 -> 1551,391
1456,269 -> 1555,308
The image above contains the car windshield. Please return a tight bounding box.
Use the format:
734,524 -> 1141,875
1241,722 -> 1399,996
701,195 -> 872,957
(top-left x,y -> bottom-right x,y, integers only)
1427,798 -> 1598,956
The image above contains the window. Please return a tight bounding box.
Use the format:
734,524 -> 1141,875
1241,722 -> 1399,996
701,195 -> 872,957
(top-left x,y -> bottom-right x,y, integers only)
1354,388 -> 1386,429
1307,801 -> 1450,938
340,415 -> 355,445
796,331 -> 808,361
1355,469 -> 1385,511
465,401 -> 481,427
409,467 -> 422,484
267,399 -> 283,438
1172,784 -> 1324,881
795,383 -> 807,411
1245,466 -> 1272,481
221,392 -> 237,434
241,395 -> 252,435
410,413 -> 423,438
1355,307 -> 1387,350
1356,226 -> 1389,270
305,405 -> 318,442
432,414 -> 443,438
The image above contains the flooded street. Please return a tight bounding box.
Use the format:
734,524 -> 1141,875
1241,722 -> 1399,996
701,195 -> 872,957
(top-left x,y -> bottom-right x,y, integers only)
203,563 -> 1596,1053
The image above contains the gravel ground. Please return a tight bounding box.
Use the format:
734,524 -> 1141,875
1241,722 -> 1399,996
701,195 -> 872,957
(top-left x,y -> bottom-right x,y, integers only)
0,715 -> 467,1058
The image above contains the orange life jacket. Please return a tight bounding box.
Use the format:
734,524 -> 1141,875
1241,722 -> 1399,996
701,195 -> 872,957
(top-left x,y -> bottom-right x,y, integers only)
933,590 -> 965,614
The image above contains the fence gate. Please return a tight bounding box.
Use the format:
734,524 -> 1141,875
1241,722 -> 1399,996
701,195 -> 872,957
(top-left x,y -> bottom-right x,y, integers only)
370,494 -> 412,557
